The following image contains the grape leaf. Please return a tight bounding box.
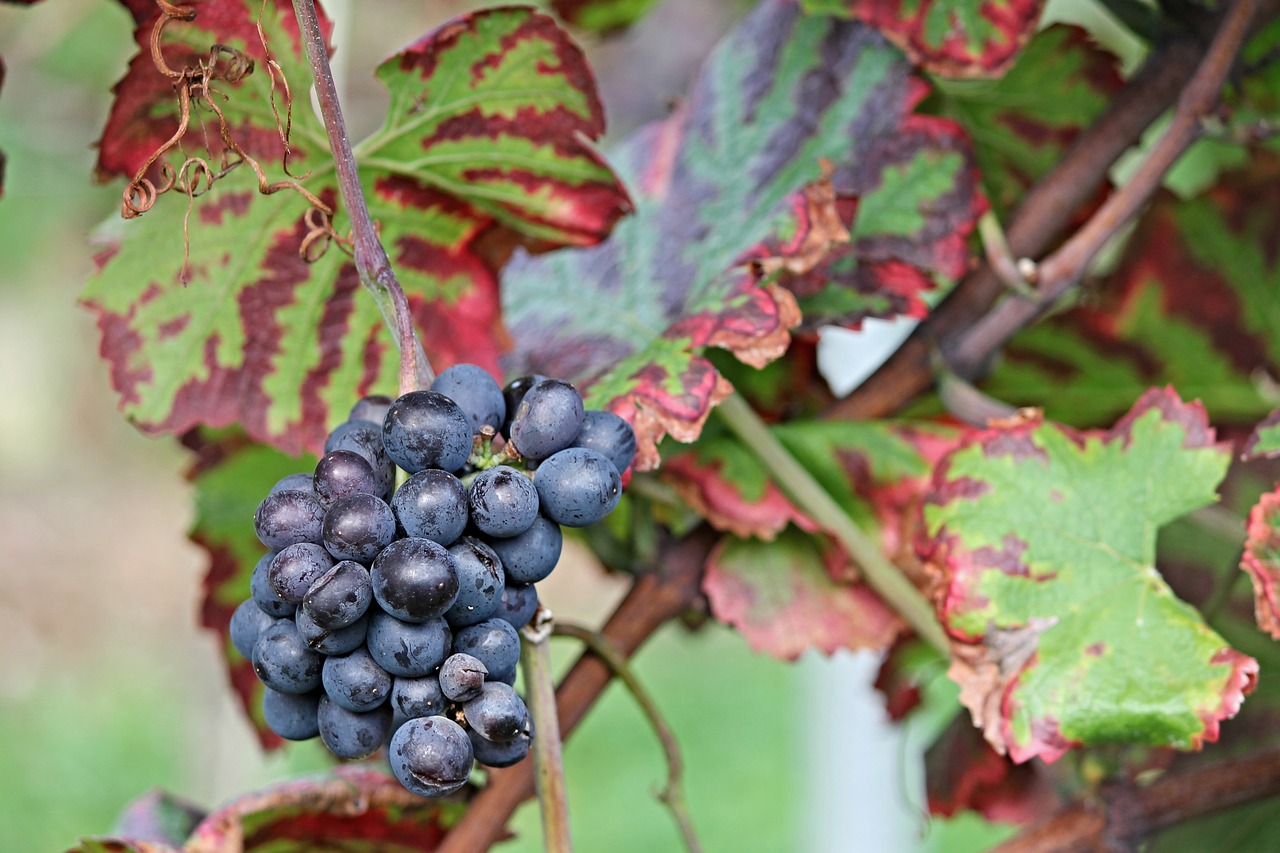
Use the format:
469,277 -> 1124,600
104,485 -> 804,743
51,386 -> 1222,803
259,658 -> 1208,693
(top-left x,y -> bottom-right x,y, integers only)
935,24 -> 1122,216
925,714 -> 1059,822
1242,486 -> 1280,639
503,1 -> 982,469
550,0 -> 662,33
84,2 -> 628,456
188,428 -> 316,749
112,790 -> 206,846
703,528 -> 903,660
799,0 -> 1046,78
1244,408 -> 1280,459
922,388 -> 1257,763
983,167 -> 1280,428
72,767 -> 458,853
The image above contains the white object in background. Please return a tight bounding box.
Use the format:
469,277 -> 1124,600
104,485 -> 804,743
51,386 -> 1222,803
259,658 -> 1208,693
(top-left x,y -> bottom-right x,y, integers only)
816,319 -> 921,397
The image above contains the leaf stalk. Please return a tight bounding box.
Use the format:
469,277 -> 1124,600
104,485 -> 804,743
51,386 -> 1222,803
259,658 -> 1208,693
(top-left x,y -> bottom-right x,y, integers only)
521,608 -> 574,853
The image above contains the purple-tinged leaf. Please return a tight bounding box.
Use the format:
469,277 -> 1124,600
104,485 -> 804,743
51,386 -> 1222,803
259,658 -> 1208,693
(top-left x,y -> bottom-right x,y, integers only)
1242,487 -> 1280,639
922,388 -> 1256,763
112,790 -> 206,845
925,714 -> 1059,822
1244,409 -> 1280,460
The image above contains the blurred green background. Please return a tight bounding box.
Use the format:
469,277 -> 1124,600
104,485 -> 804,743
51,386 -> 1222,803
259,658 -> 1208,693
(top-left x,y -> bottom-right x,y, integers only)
0,2 -> 1016,850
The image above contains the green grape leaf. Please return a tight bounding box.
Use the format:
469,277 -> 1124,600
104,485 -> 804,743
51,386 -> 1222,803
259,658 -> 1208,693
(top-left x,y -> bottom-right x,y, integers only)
922,388 -> 1257,763
84,2 -> 628,456
1244,408 -> 1280,459
550,0 -> 662,33
503,1 -> 981,469
188,428 -> 316,749
983,166 -> 1280,428
703,528 -> 903,660
800,0 -> 1046,78
1242,486 -> 1280,639
72,767 -> 459,853
936,24 -> 1122,216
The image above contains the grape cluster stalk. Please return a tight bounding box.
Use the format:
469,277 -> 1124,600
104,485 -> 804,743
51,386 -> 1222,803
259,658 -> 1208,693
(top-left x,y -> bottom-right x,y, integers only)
229,364 -> 635,796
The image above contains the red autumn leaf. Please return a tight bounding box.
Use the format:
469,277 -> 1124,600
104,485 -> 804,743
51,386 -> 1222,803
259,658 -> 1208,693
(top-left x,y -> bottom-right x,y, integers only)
1241,486 -> 1280,639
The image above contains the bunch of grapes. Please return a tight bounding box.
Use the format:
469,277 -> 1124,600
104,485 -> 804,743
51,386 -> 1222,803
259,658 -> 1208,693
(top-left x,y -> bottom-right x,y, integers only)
227,364 -> 636,797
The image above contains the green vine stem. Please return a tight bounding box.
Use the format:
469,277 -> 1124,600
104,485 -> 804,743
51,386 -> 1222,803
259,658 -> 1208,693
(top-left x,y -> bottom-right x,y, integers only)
521,608 -> 574,853
553,621 -> 704,853
715,392 -> 951,653
290,0 -> 433,395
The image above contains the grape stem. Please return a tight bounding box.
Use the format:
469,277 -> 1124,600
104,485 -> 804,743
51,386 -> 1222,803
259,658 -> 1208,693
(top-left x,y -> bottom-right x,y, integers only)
714,392 -> 950,653
289,0 -> 433,394
520,607 -> 574,853
553,621 -> 704,853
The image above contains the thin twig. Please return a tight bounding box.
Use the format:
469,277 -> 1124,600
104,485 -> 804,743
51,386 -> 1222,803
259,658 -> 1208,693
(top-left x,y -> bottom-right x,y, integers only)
289,0 -> 433,394
521,608 -> 573,853
715,392 -> 950,653
978,211 -> 1037,298
553,621 -> 704,853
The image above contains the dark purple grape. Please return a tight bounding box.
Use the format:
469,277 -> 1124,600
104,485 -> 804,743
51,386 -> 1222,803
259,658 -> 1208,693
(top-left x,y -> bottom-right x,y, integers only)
231,599 -> 280,659
509,379 -> 584,461
250,551 -> 295,617
269,543 -> 335,604
389,716 -> 473,798
390,675 -> 447,730
322,493 -> 396,563
270,473 -> 316,495
382,391 -> 472,474
254,490 -> 325,550
572,409 -> 637,474
501,374 -> 547,436
431,364 -> 506,433
313,449 -> 379,506
469,725 -> 532,768
252,620 -> 322,694
327,423 -> 395,497
349,394 -> 393,425
534,447 -> 622,527
391,469 -> 469,545
296,608 -> 369,655
462,681 -> 529,743
495,582 -> 539,630
324,419 -> 380,453
444,537 -> 504,629
371,538 -> 460,623
303,560 -> 372,630
262,688 -> 321,741
366,612 -> 452,677
318,694 -> 393,760
485,515 -> 561,584
322,647 -> 392,712
439,653 -> 487,703
452,618 -> 520,684
467,466 -> 538,538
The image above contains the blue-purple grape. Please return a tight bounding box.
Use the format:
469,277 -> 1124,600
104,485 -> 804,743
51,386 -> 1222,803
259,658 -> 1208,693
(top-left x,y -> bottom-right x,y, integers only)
572,409 -> 637,474
444,537 -> 504,629
302,560 -> 372,630
431,364 -> 506,433
509,379 -> 584,461
469,725 -> 532,768
322,647 -> 392,712
252,619 -> 322,694
317,694 -> 392,760
485,515 -> 561,584
349,394 -> 393,425
501,374 -> 547,437
390,675 -> 447,730
262,688 -> 321,741
231,599 -> 280,659
438,653 -> 487,703
389,716 -> 473,798
382,391 -> 472,474
270,473 -> 315,495
322,493 -> 396,563
495,582 -> 539,630
452,618 -> 520,685
268,543 -> 334,604
250,551 -> 295,617
371,537 -> 460,623
366,612 -> 452,677
296,608 -> 369,655
462,681 -> 529,743
327,423 -> 395,497
391,470 -> 468,545
254,489 -> 325,550
467,466 -> 539,538
534,447 -> 621,527
314,449 -> 379,506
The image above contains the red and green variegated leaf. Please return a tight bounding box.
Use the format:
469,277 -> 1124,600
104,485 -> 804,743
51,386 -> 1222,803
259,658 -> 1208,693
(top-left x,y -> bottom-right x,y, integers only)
1242,487 -> 1280,639
113,790 -> 206,846
1244,409 -> 1280,460
703,528 -> 903,660
188,428 -> 315,748
550,0 -> 662,33
78,767 -> 460,853
800,0 -> 1046,78
937,25 -> 1122,216
84,4 -> 625,455
983,167 -> 1280,429
921,388 -> 1256,763
503,2 -> 981,468
362,7 -> 630,246
924,713 -> 1060,822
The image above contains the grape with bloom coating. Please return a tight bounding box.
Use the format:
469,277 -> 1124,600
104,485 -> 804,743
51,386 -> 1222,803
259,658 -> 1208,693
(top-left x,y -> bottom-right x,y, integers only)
389,716 -> 473,798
